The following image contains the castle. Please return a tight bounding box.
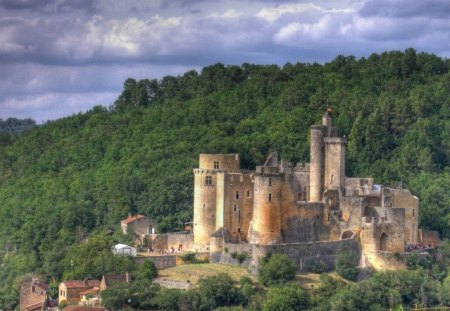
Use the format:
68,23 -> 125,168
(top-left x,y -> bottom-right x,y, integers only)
192,111 -> 436,270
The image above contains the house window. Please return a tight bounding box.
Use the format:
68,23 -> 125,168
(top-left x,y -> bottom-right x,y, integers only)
269,177 -> 272,186
269,193 -> 272,202
236,191 -> 240,200
205,176 -> 212,185
214,161 -> 220,169
234,205 -> 237,211
247,190 -> 251,198
60,290 -> 62,296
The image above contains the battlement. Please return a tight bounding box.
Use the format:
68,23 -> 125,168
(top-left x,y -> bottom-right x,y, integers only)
255,166 -> 279,176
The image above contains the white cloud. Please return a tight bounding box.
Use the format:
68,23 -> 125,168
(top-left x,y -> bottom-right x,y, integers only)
208,9 -> 242,19
256,3 -> 355,22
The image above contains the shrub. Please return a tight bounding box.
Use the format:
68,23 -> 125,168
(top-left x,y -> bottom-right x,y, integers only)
231,252 -> 248,264
59,300 -> 68,309
259,253 -> 296,286
334,245 -> 359,281
262,284 -> 309,311
138,260 -> 158,280
180,252 -> 196,263
406,252 -> 431,270
180,252 -> 209,264
198,273 -> 244,309
310,260 -> 326,274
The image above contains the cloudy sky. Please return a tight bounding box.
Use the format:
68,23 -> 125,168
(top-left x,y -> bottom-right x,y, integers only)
1,0 -> 449,122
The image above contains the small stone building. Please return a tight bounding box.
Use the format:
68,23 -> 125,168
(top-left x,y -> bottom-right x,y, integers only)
100,273 -> 131,291
120,214 -> 157,245
20,280 -> 48,311
59,279 -> 100,305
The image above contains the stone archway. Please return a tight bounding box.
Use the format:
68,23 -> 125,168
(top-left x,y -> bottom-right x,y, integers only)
380,232 -> 388,251
341,230 -> 355,240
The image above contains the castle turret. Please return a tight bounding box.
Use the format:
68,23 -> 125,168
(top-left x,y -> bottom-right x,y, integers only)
310,125 -> 324,202
248,154 -> 282,244
324,137 -> 347,191
193,154 -> 240,247
322,110 -> 332,137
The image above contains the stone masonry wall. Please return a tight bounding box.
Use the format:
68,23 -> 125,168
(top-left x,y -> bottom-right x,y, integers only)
249,238 -> 360,274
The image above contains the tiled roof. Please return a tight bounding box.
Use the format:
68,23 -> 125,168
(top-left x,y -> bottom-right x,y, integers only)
121,214 -> 145,224
62,280 -> 100,289
79,287 -> 99,295
24,302 -> 45,311
63,306 -> 108,311
22,280 -> 49,291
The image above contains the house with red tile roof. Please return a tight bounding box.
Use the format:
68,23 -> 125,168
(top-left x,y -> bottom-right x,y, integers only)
20,280 -> 48,311
120,214 -> 157,245
59,279 -> 100,305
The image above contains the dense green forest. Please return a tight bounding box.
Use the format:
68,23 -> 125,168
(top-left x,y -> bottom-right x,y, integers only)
0,49 -> 449,308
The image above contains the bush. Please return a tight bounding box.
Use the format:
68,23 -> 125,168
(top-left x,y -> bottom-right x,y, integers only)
262,284 -> 309,311
406,253 -> 431,270
138,260 -> 158,280
59,300 -> 68,309
231,252 -> 248,264
310,260 -> 326,274
180,252 -> 196,263
198,273 -> 244,309
180,252 -> 209,264
259,253 -> 296,286
334,245 -> 359,281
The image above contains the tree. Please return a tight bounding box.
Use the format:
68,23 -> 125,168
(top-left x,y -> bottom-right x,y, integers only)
334,245 -> 359,281
198,273 -> 243,310
262,284 -> 309,311
259,254 -> 296,286
137,260 -> 158,280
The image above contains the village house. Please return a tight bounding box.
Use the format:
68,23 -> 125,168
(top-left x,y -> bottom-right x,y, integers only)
120,214 -> 157,245
19,279 -> 48,311
59,279 -> 100,305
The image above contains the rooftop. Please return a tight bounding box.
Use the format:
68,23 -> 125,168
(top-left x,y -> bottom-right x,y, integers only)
121,214 -> 145,225
61,280 -> 100,289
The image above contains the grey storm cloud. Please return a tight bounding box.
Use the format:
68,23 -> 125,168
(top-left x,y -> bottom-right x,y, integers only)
360,0 -> 450,19
1,0 -> 450,122
0,0 -> 98,14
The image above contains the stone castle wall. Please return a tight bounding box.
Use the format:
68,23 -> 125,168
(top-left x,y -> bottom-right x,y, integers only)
248,238 -> 360,274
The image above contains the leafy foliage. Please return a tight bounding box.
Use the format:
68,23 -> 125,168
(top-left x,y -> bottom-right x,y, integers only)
259,253 -> 296,286
334,245 -> 359,281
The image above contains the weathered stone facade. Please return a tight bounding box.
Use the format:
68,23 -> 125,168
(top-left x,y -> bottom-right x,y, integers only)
20,280 -> 48,311
193,111 -> 426,270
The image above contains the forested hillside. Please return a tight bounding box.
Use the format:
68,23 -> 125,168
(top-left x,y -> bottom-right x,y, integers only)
0,49 -> 449,307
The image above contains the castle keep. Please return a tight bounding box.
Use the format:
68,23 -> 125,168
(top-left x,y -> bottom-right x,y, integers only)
193,111 -> 427,269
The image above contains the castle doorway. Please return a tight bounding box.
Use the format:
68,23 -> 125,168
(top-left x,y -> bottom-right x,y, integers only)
380,233 -> 388,251
341,230 -> 355,240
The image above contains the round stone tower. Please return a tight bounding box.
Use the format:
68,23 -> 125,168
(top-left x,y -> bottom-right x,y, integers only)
310,125 -> 324,202
248,173 -> 282,244
193,154 -> 240,247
